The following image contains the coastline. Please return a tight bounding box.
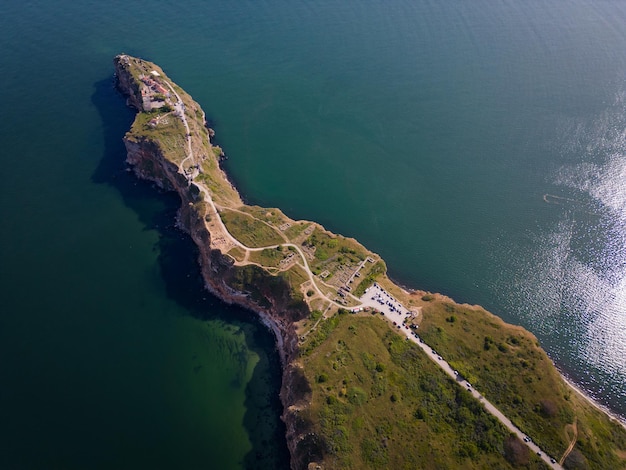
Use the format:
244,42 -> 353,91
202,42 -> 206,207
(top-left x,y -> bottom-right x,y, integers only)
557,367 -> 626,429
114,54 -> 626,469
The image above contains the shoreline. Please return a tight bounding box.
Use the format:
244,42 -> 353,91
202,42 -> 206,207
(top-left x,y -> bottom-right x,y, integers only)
115,54 -> 626,468
557,367 -> 626,429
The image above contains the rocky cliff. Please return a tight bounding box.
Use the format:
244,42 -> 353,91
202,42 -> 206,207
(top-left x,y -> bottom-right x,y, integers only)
114,54 -> 320,469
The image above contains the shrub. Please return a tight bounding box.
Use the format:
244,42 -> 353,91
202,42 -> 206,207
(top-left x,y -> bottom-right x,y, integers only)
508,335 -> 520,345
504,434 -> 529,465
361,437 -> 389,466
347,387 -> 367,405
564,449 -> 588,470
459,441 -> 478,458
310,310 -> 323,322
538,399 -> 557,418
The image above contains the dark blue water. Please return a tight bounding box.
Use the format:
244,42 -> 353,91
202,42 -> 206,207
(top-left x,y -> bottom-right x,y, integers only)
1,0 -> 626,467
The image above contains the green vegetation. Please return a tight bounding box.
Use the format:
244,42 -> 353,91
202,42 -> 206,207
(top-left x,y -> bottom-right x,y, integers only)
280,264 -> 309,300
304,229 -> 366,267
240,206 -> 289,227
127,111 -> 188,164
224,264 -> 308,316
310,309 -> 323,322
211,146 -> 223,158
301,314 -> 548,469
194,163 -> 241,206
353,260 -> 386,297
300,312 -> 344,357
219,209 -> 284,248
418,299 -> 626,469
284,222 -> 309,241
248,246 -> 286,268
227,246 -> 246,262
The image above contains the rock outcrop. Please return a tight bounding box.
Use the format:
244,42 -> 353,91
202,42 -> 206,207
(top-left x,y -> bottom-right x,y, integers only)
115,54 -> 317,469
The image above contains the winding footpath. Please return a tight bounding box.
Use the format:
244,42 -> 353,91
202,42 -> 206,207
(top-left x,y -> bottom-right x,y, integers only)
559,419 -> 578,466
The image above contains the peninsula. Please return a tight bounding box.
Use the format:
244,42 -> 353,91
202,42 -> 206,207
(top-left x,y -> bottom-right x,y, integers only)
114,55 -> 626,470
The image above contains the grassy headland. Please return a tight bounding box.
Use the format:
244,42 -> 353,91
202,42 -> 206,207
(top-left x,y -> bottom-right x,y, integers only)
117,54 -> 626,470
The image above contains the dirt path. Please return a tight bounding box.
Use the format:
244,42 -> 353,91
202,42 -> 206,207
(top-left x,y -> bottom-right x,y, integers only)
559,418 -> 578,465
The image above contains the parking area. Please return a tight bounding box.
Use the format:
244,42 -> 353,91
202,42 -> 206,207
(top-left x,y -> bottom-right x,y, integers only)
359,283 -> 415,328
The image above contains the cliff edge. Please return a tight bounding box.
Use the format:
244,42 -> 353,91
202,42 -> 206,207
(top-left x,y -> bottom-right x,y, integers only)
114,55 -> 626,470
114,54 -> 327,467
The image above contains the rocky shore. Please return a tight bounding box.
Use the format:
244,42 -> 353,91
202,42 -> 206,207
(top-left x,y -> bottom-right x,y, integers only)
114,54 -> 323,469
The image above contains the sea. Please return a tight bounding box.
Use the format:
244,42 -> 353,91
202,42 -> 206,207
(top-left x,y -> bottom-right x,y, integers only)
1,0 -> 625,468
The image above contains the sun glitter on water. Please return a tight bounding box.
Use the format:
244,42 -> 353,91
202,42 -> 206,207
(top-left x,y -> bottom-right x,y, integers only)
544,92 -> 626,411
492,87 -> 626,417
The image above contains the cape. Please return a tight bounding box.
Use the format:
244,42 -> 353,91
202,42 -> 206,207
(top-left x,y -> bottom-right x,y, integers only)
114,54 -> 626,470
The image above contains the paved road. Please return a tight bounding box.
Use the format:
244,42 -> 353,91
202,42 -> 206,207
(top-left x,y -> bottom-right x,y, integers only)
364,284 -> 562,469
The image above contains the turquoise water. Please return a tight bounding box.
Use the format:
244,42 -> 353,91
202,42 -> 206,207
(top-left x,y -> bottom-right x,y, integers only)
1,0 -> 626,467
